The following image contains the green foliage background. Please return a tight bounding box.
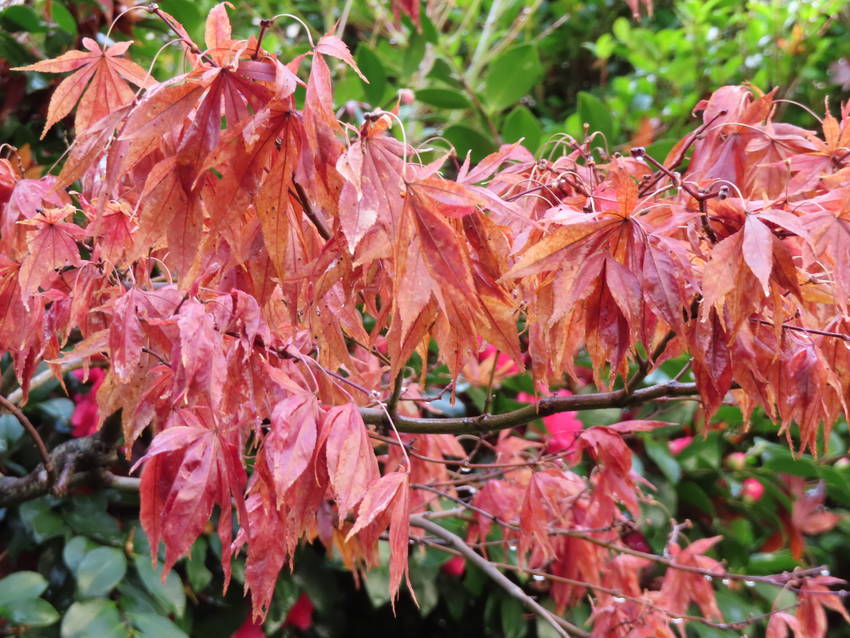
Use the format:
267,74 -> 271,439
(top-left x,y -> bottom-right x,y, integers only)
2,0 -> 850,636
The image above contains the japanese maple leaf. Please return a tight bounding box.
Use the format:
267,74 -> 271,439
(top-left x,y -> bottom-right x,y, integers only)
785,104 -> 850,194
14,37 -> 153,138
796,575 -> 850,638
658,536 -> 723,620
346,471 -> 412,604
18,205 -> 86,299
319,403 -> 379,521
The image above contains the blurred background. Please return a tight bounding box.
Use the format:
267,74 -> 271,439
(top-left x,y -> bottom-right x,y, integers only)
3,1 -> 850,636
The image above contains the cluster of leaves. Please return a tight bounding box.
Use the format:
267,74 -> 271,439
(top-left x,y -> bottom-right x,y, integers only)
3,1 -> 850,637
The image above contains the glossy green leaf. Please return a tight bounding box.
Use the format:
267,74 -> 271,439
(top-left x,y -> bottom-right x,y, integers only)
64,536 -> 96,573
33,397 -> 75,429
444,124 -> 496,163
134,555 -> 186,618
483,44 -> 542,112
0,412 -> 24,449
576,91 -> 619,146
18,498 -> 66,543
747,550 -> 799,574
128,612 -> 189,638
644,436 -> 681,484
500,595 -> 527,638
77,547 -> 127,598
677,481 -> 715,516
50,3 -> 76,35
1,5 -> 45,32
501,105 -> 542,151
62,599 -> 126,638
356,45 -> 387,106
415,88 -> 471,109
0,571 -> 48,605
0,598 -> 59,627
187,537 -> 212,592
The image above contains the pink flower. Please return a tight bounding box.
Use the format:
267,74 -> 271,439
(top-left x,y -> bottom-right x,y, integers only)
441,556 -> 466,577
70,368 -> 105,438
742,478 -> 765,503
284,593 -> 314,631
725,452 -> 747,470
667,436 -> 693,455
479,344 -> 520,376
518,389 -> 582,453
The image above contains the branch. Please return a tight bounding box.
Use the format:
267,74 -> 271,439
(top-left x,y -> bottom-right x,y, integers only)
0,414 -> 123,507
361,380 -> 700,434
0,394 -> 53,485
409,514 -> 586,638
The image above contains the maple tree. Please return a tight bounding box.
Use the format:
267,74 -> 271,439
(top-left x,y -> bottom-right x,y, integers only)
3,3 -> 850,636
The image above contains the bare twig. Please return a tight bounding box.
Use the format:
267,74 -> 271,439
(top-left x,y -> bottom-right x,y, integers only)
410,514 -> 584,638
0,394 -> 54,487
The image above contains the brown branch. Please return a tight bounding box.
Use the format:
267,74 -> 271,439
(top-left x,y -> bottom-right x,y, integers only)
291,180 -> 331,241
0,413 -> 123,507
410,514 -> 585,638
361,380 -> 700,434
0,394 -> 53,486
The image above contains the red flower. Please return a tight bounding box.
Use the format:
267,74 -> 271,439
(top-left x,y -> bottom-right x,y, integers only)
518,389 -> 583,453
441,555 -> 466,577
231,617 -> 265,638
284,593 -> 314,631
70,368 -> 105,438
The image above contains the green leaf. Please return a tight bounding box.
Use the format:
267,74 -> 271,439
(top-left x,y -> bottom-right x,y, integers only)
501,106 -> 542,151
401,32 -> 426,77
19,498 -> 66,543
355,45 -> 388,106
500,596 -> 527,638
363,565 -> 392,608
415,88 -> 471,109
50,2 -> 76,35
187,537 -> 212,592
64,536 -> 96,573
32,397 -> 75,429
1,5 -> 46,32
62,599 -> 126,638
644,436 -> 681,484
483,44 -> 543,112
64,496 -> 122,543
133,555 -> 186,618
444,124 -> 496,164
157,0 -> 203,41
77,547 -> 127,598
0,598 -> 59,627
0,571 -> 48,605
747,550 -> 799,574
677,481 -> 716,516
127,612 -> 189,638
763,451 -> 818,477
576,91 -> 619,146
0,412 -> 24,450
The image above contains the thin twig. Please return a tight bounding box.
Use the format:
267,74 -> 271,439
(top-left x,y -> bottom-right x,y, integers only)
0,394 -> 53,486
292,179 -> 332,241
410,514 -> 583,637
